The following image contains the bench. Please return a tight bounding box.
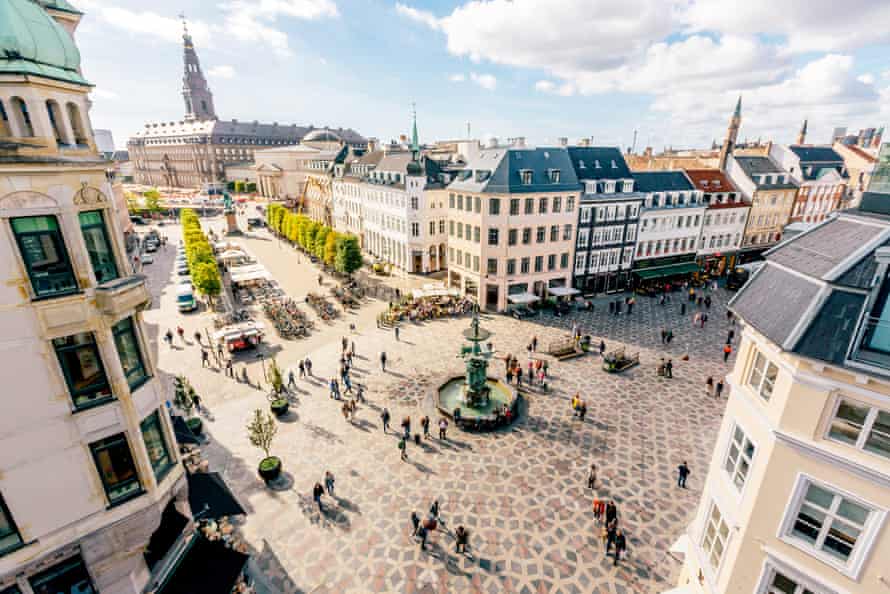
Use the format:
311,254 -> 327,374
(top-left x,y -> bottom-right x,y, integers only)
602,347 -> 640,373
548,338 -> 584,361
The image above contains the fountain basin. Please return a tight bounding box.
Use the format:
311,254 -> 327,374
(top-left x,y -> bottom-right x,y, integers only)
436,376 -> 519,431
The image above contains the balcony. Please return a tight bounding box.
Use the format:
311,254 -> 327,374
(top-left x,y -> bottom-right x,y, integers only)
95,274 -> 151,317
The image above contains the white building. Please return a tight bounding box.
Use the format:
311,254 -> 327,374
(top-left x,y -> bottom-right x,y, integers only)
684,169 -> 751,276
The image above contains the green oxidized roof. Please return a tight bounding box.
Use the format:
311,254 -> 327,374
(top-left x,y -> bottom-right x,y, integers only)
36,0 -> 83,15
0,0 -> 89,86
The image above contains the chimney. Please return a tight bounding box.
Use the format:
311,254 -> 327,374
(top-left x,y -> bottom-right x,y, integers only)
644,146 -> 653,158
508,136 -> 526,148
367,137 -> 379,152
558,137 -> 568,147
765,140 -> 773,156
578,138 -> 590,147
486,137 -> 499,149
399,134 -> 408,145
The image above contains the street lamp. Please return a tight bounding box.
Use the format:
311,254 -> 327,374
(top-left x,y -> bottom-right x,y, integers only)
256,353 -> 267,382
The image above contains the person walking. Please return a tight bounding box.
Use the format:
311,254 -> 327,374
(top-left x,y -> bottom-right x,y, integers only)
716,379 -> 725,399
660,328 -> 667,344
605,501 -> 618,527
666,329 -> 673,344
706,376 -> 714,396
410,511 -> 420,536
381,407 -> 391,433
417,523 -> 427,549
421,416 -> 430,439
587,464 -> 597,489
398,436 -> 407,461
304,356 -> 313,376
726,328 -> 735,344
430,500 -> 440,522
723,343 -> 732,362
225,358 -> 234,377
165,329 -> 174,347
455,525 -> 469,554
288,370 -> 296,389
394,326 -> 400,341
194,331 -> 202,345
531,336 -> 538,352
599,340 -> 606,356
177,326 -> 185,344
605,521 -> 618,556
201,349 -> 210,368
216,343 -> 224,362
665,359 -> 673,379
578,401 -> 587,421
678,461 -> 691,488
313,482 -> 324,511
438,417 -> 448,440
380,352 -> 387,372
613,530 -> 627,566
680,302 -> 687,316
324,471 -> 335,496
298,360 -> 305,378
402,417 -> 411,439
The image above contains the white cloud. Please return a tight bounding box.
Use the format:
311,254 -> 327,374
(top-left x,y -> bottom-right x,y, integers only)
395,2 -> 442,30
857,73 -> 876,85
470,72 -> 497,90
91,88 -> 119,100
534,80 -> 574,96
449,73 -> 466,82
208,65 -> 237,79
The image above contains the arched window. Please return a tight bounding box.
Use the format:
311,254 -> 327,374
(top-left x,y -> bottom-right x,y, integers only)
11,97 -> 34,136
46,100 -> 66,144
66,102 -> 87,145
0,99 -> 10,136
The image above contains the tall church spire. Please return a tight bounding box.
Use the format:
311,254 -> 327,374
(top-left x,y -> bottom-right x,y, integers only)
410,103 -> 419,156
718,95 -> 742,171
797,118 -> 808,145
181,16 -> 217,122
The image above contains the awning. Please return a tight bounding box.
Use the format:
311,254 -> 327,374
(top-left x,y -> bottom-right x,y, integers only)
229,264 -> 271,284
547,286 -> 580,297
508,292 -> 540,305
187,472 -> 246,519
145,500 -> 190,569
171,415 -> 201,446
155,536 -> 248,594
634,262 -> 700,280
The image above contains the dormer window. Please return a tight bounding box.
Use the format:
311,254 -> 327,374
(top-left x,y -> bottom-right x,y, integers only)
579,160 -> 586,169
623,180 -> 634,192
713,179 -> 721,187
548,169 -> 561,183
604,181 -> 616,193
701,180 -> 709,187
520,169 -> 533,185
611,160 -> 618,169
594,160 -> 601,169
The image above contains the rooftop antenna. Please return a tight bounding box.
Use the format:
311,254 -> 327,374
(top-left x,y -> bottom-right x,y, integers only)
179,12 -> 188,36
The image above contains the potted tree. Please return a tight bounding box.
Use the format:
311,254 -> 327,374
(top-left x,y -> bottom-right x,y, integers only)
268,359 -> 289,416
174,375 -> 202,435
248,409 -> 280,483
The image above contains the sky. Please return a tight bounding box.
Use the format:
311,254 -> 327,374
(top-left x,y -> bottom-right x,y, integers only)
75,0 -> 890,150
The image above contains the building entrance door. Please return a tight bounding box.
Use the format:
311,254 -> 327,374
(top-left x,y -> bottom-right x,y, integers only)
413,253 -> 423,273
485,284 -> 500,312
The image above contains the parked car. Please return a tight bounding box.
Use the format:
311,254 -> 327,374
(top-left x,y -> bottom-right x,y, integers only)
177,276 -> 193,287
176,284 -> 197,312
144,242 -> 158,253
176,262 -> 190,276
510,306 -> 538,320
141,253 -> 154,265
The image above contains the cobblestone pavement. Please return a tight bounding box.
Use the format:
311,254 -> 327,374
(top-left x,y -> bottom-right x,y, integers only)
142,218 -> 737,594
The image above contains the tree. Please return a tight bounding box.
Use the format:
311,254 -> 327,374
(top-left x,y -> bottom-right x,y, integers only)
269,359 -> 283,395
313,227 -> 329,259
324,231 -> 338,266
335,235 -> 363,275
125,191 -> 140,214
143,188 -> 161,214
191,260 -> 221,303
247,408 -> 277,459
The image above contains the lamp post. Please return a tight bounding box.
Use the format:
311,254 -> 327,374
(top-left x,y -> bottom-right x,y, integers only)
257,353 -> 267,382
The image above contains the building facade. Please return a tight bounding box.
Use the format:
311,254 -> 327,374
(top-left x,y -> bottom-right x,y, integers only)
446,147 -> 579,311
832,142 -> 877,206
1,2 -> 187,592
684,169 -> 750,276
769,144 -> 848,224
631,171 -> 706,286
673,203 -> 890,594
128,27 -> 364,189
568,147 -> 643,294
725,155 -> 798,263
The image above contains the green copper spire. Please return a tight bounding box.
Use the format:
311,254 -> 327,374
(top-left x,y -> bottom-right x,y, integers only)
411,103 -> 419,154
734,95 -> 742,118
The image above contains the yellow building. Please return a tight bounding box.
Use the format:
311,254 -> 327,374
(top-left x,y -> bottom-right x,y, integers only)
673,200 -> 890,594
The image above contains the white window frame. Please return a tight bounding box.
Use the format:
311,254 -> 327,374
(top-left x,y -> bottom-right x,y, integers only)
701,500 -> 731,574
777,473 -> 886,579
825,396 -> 890,462
580,207 -> 592,224
722,423 -> 757,495
748,350 -> 778,401
754,559 -> 835,594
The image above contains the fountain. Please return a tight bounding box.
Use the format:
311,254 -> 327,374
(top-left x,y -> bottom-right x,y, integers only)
435,313 -> 519,430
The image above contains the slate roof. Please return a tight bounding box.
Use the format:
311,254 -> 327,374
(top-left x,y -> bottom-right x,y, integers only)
734,156 -> 799,190
567,147 -> 631,180
131,121 -> 365,145
789,145 -> 845,164
448,147 -> 580,194
766,218 -> 884,278
795,290 -> 867,365
631,171 -> 694,193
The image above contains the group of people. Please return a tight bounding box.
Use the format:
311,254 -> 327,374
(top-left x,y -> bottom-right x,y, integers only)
591,494 -> 627,566
311,470 -> 336,511
504,354 -> 549,388
409,501 -> 470,554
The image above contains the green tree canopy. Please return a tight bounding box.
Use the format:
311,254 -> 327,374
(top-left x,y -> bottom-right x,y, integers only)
324,231 -> 338,265
191,260 -> 221,301
335,235 -> 363,275
143,188 -> 161,213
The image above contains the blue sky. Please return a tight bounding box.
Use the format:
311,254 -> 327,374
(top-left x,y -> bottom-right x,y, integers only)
76,0 -> 890,150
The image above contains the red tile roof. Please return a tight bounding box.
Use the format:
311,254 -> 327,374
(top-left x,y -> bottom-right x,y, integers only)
683,168 -> 739,193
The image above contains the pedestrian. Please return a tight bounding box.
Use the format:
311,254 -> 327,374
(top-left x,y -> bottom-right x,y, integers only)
665,359 -> 673,379
527,362 -> 534,383
705,295 -> 712,309
410,511 -> 420,536
298,360 -> 305,378
313,482 -> 324,511
678,461 -> 690,488
605,500 -> 618,526
342,336 -> 348,352
627,298 -> 634,314
402,416 -> 411,439
666,329 -> 673,344
599,340 -> 606,356
194,331 -> 202,345
398,436 -> 407,461
609,301 -> 615,314
706,376 -> 714,396
165,329 -> 174,347
716,379 -> 724,398
177,326 -> 185,343
380,351 -> 387,372
343,374 -> 353,395
394,325 -> 400,341
417,524 -> 427,549
421,416 -> 430,438
543,359 -> 549,378
225,358 -> 234,377
613,530 -> 627,566
201,349 -> 209,368
192,393 -> 201,412
324,471 -> 335,496
438,417 -> 448,440
605,521 -> 617,555
702,313 -> 708,328
288,370 -> 296,389
660,328 -> 667,344
723,343 -> 732,362
593,498 -> 604,522
216,343 -> 224,361
531,336 -> 538,352
381,407 -> 391,433
506,367 -> 513,384
587,464 -> 597,489
680,302 -> 687,316
726,328 -> 735,344
430,500 -> 440,520
578,401 -> 587,421
305,357 -> 313,376
455,525 -> 469,554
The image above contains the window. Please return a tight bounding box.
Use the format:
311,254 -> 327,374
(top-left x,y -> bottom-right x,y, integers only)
534,256 -> 543,272
470,197 -> 477,213
53,332 -> 112,409
538,197 -> 548,214
429,222 -> 436,235
763,569 -> 820,594
575,253 -> 586,271
787,480 -> 873,566
549,170 -> 561,184
577,228 -> 589,247
580,207 -> 591,223
113,317 -> 149,390
828,399 -> 890,460
411,222 -> 420,237
90,433 -> 142,504
489,198 -> 501,215
29,556 -> 95,594
487,259 -> 498,275
11,215 -> 78,298
520,170 -> 532,185
560,253 -> 569,269
507,259 -> 516,275
449,194 -> 455,208
520,257 -> 530,274
566,196 -> 575,212
510,199 -> 520,215
473,256 -> 480,272
524,198 -> 534,214
410,196 -> 419,210
457,224 -> 463,239
141,411 -> 174,482
748,351 -> 778,401
449,221 -> 455,236
508,229 -> 518,246
536,227 -> 546,243
473,226 -> 480,243
522,228 -> 531,244
724,425 -> 755,490
488,228 -> 499,246
550,225 -> 559,242
563,224 -> 573,241
0,493 -> 23,556
547,254 -> 556,270
439,220 -> 445,233
457,195 -> 464,210
702,502 -> 730,570
552,196 -> 562,212
78,211 -> 119,284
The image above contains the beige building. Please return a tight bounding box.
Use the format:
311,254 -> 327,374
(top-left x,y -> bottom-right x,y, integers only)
673,202 -> 890,594
446,145 -> 579,311
0,2 -> 193,593
833,142 -> 877,206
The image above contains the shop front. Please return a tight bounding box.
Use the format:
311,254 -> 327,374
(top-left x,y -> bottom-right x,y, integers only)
697,251 -> 737,278
632,255 -> 700,293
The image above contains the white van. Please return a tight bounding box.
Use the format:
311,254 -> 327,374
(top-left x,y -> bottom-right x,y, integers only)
176,285 -> 197,312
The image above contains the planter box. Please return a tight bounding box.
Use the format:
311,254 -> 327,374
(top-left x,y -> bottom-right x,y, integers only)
258,456 -> 282,482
